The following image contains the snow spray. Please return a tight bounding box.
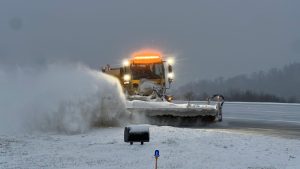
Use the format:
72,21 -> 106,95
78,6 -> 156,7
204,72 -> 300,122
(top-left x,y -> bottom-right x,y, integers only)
0,63 -> 128,134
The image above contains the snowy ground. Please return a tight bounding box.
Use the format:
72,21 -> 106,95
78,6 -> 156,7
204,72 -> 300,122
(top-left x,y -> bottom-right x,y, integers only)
1,126 -> 299,169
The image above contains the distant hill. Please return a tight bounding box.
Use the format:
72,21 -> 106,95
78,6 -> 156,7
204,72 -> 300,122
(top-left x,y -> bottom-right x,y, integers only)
174,62 -> 300,103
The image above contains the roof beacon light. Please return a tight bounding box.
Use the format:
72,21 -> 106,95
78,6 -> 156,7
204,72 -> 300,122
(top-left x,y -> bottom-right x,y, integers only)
134,56 -> 161,60
132,54 -> 162,64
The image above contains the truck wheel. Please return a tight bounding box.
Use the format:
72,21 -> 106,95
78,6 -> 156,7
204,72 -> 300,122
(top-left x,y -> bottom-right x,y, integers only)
130,142 -> 133,145
141,142 -> 144,145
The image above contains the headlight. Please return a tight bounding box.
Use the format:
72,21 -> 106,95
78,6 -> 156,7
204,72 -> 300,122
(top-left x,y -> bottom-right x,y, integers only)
123,74 -> 131,81
167,72 -> 174,79
167,57 -> 175,65
123,60 -> 130,66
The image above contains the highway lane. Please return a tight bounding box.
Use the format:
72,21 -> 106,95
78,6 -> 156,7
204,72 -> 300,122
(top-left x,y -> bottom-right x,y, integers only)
178,101 -> 300,139
223,102 -> 300,122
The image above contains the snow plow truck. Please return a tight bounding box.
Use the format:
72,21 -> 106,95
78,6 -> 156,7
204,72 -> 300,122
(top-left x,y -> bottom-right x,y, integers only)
102,49 -> 224,125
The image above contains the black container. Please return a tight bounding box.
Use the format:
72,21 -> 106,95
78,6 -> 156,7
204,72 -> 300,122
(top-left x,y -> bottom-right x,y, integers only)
124,125 -> 150,145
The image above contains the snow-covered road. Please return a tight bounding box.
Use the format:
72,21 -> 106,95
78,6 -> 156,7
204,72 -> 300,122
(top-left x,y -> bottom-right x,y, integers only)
1,126 -> 300,169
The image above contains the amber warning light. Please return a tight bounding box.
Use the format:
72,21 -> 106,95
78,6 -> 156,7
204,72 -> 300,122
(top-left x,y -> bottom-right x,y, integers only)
131,52 -> 163,64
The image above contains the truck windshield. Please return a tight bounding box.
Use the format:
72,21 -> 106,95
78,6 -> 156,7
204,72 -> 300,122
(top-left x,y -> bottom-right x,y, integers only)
131,63 -> 164,80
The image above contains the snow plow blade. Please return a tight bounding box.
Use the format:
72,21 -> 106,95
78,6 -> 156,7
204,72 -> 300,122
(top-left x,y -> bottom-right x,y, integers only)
127,105 -> 219,117
127,100 -> 223,126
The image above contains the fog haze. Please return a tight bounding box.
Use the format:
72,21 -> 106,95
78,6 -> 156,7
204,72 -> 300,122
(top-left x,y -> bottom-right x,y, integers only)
1,0 -> 300,85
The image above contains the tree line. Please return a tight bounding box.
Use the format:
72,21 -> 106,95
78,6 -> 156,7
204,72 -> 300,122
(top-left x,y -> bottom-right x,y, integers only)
174,62 -> 300,103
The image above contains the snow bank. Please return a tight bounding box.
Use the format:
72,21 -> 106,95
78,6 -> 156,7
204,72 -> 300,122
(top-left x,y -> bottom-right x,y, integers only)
0,63 -> 127,134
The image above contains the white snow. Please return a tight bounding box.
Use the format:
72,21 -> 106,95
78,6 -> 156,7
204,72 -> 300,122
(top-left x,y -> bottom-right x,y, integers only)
126,100 -> 217,109
127,125 -> 150,133
138,79 -> 159,95
0,63 -> 127,134
1,126 -> 299,169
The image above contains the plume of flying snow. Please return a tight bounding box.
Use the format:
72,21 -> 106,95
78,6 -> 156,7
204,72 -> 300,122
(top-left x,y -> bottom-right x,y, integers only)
0,63 -> 128,134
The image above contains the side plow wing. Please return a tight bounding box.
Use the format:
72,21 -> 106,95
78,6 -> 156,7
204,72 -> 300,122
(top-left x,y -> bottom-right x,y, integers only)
126,100 -> 224,126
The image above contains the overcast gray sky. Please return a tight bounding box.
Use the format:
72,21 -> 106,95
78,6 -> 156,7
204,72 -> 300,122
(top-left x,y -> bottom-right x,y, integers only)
1,0 -> 300,85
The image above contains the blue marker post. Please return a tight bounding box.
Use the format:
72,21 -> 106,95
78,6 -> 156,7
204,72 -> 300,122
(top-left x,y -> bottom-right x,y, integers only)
154,150 -> 160,169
